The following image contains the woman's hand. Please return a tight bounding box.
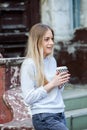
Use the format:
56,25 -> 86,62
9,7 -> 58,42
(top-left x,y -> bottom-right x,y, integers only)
52,71 -> 70,87
44,71 -> 70,92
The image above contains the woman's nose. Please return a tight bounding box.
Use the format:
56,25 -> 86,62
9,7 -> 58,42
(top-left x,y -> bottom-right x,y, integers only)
50,39 -> 54,44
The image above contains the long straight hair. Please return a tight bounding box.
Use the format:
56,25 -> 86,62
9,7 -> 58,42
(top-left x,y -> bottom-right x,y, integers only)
25,23 -> 54,86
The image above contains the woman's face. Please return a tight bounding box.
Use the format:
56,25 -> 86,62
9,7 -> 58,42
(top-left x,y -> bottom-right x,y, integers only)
42,29 -> 54,58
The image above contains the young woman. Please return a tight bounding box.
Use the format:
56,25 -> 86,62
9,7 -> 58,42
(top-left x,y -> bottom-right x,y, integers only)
20,23 -> 70,130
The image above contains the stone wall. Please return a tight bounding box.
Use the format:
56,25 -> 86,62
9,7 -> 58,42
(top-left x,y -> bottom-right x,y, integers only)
54,28 -> 87,84
0,57 -> 24,123
41,0 -> 87,41
41,0 -> 87,84
41,0 -> 71,41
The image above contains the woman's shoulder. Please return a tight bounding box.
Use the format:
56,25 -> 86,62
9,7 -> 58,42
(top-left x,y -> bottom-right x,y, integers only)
51,56 -> 56,61
48,56 -> 56,63
44,56 -> 57,66
22,58 -> 35,67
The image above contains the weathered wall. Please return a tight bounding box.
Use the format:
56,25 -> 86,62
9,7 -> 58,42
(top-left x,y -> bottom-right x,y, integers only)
41,0 -> 71,41
0,58 -> 24,123
80,0 -> 87,27
54,28 -> 87,84
41,0 -> 87,84
41,0 -> 87,41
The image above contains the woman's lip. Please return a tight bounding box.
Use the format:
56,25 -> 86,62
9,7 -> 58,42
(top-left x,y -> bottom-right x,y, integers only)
47,46 -> 53,48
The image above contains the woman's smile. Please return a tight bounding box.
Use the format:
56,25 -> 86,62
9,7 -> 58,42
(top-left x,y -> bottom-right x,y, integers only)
42,29 -> 54,58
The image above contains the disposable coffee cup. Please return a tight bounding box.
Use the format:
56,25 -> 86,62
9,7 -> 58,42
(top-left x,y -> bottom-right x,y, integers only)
56,66 -> 68,73
56,66 -> 68,88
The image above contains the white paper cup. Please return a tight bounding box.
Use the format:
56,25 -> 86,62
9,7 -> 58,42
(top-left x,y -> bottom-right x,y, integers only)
56,66 -> 68,73
56,66 -> 68,88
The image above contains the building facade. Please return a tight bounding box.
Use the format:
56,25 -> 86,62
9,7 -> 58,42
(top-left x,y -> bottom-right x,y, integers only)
41,0 -> 87,41
41,0 -> 87,84
0,0 -> 87,84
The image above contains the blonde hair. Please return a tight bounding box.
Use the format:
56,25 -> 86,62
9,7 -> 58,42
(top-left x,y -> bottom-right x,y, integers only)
26,23 -> 54,86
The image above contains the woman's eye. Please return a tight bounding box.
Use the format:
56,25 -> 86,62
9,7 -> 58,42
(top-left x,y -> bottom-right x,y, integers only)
52,38 -> 54,41
44,37 -> 54,42
44,38 -> 49,41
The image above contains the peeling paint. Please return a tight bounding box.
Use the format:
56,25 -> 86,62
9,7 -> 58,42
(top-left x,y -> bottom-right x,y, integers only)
0,57 -> 24,90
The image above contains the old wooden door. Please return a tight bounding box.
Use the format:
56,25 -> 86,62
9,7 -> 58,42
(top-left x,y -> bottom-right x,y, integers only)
0,0 -> 40,57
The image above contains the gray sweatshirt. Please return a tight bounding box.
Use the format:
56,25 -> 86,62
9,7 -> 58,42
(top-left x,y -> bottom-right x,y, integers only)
20,56 -> 65,115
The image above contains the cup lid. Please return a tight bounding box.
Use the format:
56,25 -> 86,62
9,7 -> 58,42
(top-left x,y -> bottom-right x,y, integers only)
56,66 -> 68,71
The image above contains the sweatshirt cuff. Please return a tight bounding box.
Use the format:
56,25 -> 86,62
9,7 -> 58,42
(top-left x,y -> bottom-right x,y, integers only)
40,86 -> 48,97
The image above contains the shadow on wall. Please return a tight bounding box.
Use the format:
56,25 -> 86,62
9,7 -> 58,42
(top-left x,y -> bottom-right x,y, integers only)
54,28 -> 87,84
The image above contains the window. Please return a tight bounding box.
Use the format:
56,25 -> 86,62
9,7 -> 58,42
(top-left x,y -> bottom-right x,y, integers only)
70,0 -> 80,29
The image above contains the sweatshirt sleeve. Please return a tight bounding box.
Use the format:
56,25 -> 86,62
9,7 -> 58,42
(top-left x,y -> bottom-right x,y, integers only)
20,59 -> 47,106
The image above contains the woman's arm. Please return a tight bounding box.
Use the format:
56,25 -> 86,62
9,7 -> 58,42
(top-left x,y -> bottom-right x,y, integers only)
20,59 -> 47,106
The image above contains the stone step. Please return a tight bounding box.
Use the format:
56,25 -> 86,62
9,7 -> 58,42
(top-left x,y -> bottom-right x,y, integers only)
63,84 -> 87,111
65,108 -> 87,130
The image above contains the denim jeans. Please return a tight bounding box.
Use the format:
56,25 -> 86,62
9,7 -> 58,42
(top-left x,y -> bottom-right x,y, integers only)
32,112 -> 69,130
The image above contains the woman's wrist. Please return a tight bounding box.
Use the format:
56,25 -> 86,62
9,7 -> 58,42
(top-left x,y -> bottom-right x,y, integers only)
44,82 -> 54,92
